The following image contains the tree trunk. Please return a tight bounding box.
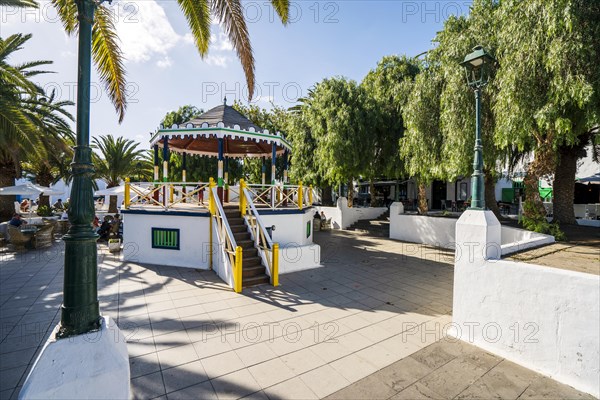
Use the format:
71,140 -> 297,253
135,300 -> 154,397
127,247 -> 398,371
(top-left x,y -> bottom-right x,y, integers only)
35,174 -> 53,209
321,184 -> 333,206
108,195 -> 118,214
552,144 -> 581,225
369,180 -> 376,207
0,163 -> 16,221
417,182 -> 428,215
347,179 -> 354,208
484,170 -> 501,219
523,143 -> 555,222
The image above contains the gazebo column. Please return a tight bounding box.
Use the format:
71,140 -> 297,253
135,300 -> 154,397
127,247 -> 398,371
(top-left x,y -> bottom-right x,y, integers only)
283,150 -> 289,206
217,138 -> 224,202
271,143 -> 277,207
182,152 -> 187,203
162,137 -> 169,207
261,157 -> 266,185
224,157 -> 229,203
153,144 -> 159,202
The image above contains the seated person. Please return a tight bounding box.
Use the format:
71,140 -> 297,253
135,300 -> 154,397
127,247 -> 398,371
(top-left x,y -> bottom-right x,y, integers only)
97,216 -> 113,240
20,199 -> 29,212
9,213 -> 27,227
320,211 -> 326,220
313,210 -> 321,220
53,198 -> 65,210
93,216 -> 100,229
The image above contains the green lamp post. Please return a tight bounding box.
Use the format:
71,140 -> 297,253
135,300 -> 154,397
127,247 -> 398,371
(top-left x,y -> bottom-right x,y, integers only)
460,45 -> 497,210
56,0 -> 102,338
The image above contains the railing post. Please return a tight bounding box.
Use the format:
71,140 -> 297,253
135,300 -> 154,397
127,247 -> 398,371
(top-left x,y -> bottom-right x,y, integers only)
239,179 -> 246,216
209,178 -> 215,270
309,185 -> 313,206
209,178 -> 216,215
235,246 -> 243,293
271,185 -> 275,209
298,181 -> 303,210
169,185 -> 174,204
272,243 -> 279,287
124,178 -> 130,209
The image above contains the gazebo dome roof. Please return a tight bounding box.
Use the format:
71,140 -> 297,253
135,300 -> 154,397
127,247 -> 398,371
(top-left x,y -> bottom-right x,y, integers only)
185,104 -> 262,131
150,101 -> 290,159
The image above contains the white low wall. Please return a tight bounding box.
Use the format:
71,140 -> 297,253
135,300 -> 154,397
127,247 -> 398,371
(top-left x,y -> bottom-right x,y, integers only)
452,212 -> 600,397
256,209 -> 321,273
315,197 -> 387,230
389,204 -> 555,255
122,211 -> 212,269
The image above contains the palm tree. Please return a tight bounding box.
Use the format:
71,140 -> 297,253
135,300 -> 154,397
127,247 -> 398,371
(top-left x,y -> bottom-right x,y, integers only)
1,0 -> 290,122
92,134 -> 148,212
0,34 -> 74,218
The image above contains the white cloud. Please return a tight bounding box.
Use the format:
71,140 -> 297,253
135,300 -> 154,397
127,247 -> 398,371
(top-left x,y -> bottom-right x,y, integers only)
156,56 -> 172,69
205,54 -> 231,67
114,0 -> 191,64
210,30 -> 233,52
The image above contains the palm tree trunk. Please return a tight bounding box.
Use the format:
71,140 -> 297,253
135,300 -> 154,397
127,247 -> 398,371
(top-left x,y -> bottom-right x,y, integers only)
347,179 -> 354,208
484,170 -> 501,219
553,144 -> 580,225
36,173 -> 53,209
108,195 -> 118,213
0,163 -> 16,221
417,182 -> 428,215
321,184 -> 333,206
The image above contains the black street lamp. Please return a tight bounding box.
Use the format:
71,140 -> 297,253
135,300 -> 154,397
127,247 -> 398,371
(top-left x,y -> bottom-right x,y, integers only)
460,45 -> 497,210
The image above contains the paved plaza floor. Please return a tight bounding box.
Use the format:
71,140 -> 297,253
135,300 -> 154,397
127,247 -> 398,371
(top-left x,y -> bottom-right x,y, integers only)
0,230 -> 594,399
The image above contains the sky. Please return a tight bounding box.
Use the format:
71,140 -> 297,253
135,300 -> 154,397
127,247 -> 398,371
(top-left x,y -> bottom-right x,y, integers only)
1,0 -> 472,147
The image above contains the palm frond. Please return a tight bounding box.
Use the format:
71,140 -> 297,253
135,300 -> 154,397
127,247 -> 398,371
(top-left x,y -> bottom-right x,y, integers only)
51,0 -> 77,34
211,0 -> 255,99
269,0 -> 289,24
0,0 -> 38,8
177,0 -> 211,56
92,4 -> 127,123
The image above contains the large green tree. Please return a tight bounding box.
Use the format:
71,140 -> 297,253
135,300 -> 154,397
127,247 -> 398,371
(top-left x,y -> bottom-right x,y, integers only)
161,105 -> 204,128
303,77 -> 374,207
0,34 -> 75,218
494,0 -> 600,225
362,55 -> 420,204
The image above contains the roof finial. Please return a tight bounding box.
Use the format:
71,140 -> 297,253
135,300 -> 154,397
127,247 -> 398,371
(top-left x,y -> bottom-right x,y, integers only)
223,96 -> 227,106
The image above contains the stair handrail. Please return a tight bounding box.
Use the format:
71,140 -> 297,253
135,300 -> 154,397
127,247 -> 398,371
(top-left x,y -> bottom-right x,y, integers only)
240,180 -> 279,286
209,179 -> 243,292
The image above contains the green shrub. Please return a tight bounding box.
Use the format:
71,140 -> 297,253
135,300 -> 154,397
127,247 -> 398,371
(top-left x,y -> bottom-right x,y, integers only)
519,215 -> 567,241
36,205 -> 53,217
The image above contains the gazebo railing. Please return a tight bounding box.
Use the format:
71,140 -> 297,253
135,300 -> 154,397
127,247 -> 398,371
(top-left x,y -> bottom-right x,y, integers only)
124,180 -> 210,210
124,179 -> 315,211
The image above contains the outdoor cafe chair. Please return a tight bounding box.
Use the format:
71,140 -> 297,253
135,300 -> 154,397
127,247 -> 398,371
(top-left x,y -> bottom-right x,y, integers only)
7,225 -> 32,251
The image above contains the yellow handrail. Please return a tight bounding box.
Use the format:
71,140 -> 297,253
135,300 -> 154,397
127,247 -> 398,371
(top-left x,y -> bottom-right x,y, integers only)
298,181 -> 303,210
124,178 -> 130,208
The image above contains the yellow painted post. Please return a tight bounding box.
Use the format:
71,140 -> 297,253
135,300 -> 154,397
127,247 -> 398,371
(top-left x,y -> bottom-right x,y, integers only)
235,246 -> 243,293
169,185 -> 174,203
209,177 -> 216,269
124,178 -> 130,209
272,243 -> 279,287
309,185 -> 313,205
298,181 -> 303,210
208,178 -> 216,215
239,179 -> 246,216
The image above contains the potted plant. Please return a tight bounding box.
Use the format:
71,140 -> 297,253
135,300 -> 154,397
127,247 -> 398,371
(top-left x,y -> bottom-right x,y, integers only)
108,238 -> 121,252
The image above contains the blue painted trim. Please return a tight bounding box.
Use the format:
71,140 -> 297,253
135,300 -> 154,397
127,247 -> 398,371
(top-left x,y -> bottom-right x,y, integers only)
121,209 -> 210,217
257,207 -> 312,216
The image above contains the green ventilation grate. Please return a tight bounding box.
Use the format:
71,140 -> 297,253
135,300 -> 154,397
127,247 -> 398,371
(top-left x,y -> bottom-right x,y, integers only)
152,228 -> 180,250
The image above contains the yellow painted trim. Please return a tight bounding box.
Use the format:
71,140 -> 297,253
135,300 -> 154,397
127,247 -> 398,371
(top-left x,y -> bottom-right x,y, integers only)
272,243 -> 279,287
235,246 -> 243,293
298,181 -> 303,210
309,185 -> 313,205
124,178 -> 130,209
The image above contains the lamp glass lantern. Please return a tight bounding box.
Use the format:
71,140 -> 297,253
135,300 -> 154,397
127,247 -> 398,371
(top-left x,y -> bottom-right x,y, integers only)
460,45 -> 496,89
